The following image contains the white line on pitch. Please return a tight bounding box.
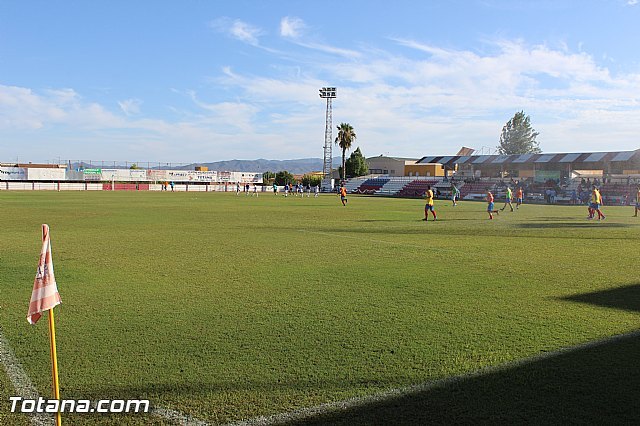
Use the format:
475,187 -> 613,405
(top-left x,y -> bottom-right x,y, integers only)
226,329 -> 640,426
0,325 -> 209,425
0,326 -> 54,426
151,407 -> 210,425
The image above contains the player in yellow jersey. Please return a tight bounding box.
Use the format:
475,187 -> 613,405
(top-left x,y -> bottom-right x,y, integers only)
587,185 -> 605,220
423,185 -> 437,221
634,185 -> 639,217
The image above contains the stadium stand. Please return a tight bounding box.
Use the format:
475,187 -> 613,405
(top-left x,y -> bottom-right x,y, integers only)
344,177 -> 367,193
377,178 -> 411,195
600,182 -> 637,205
353,177 -> 390,194
395,179 -> 439,197
460,181 -> 493,200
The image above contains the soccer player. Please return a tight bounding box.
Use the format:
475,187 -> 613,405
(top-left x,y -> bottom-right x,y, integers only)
486,190 -> 500,219
236,183 -> 241,195
451,183 -> 460,206
634,185 -> 640,217
314,184 -> 320,198
500,186 -> 514,212
514,187 -> 524,209
339,185 -> 348,206
588,185 -> 605,220
423,185 -> 437,221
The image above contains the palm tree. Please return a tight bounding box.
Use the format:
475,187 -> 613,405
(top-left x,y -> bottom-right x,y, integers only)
335,122 -> 356,182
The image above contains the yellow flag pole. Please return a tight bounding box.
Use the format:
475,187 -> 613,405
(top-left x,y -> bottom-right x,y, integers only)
48,308 -> 62,426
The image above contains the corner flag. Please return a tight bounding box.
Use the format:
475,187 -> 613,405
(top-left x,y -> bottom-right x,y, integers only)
27,224 -> 63,425
27,224 -> 62,324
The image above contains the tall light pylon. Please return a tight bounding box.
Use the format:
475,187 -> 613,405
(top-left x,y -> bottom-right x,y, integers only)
319,87 -> 336,185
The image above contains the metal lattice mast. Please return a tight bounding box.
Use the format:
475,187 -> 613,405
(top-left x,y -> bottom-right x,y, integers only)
319,87 -> 337,180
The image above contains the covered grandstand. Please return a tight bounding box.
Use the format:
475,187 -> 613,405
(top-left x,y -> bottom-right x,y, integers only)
347,149 -> 640,205
416,149 -> 640,181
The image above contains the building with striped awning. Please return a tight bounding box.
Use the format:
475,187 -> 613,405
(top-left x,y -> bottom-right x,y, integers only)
416,149 -> 640,180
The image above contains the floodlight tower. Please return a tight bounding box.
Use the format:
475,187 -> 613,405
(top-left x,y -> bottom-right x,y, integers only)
319,87 -> 337,186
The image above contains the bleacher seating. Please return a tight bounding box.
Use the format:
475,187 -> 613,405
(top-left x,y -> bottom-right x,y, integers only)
344,177 -> 367,193
460,182 -> 494,200
600,182 -> 636,205
396,180 -> 438,197
377,178 -> 412,195
353,178 -> 390,194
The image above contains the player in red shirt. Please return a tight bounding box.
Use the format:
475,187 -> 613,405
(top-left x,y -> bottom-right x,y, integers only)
486,190 -> 500,219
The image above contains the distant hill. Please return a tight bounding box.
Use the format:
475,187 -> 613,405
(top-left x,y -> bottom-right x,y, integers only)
69,158 -> 342,175
183,158 -> 342,175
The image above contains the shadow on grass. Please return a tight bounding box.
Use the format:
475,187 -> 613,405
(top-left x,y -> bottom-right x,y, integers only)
279,332 -> 640,425
278,284 -> 640,425
81,286 -> 640,424
560,283 -> 640,314
84,336 -> 640,424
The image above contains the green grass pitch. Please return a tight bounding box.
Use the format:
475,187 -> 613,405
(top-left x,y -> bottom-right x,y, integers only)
1,191 -> 639,424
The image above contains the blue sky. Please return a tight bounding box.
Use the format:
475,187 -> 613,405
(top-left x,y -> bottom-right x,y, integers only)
1,0 -> 640,164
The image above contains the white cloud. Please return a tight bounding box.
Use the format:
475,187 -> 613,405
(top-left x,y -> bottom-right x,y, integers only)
4,37 -> 640,163
278,16 -> 360,59
118,98 -> 142,116
230,20 -> 262,45
210,17 -> 263,46
0,85 -> 124,130
628,0 -> 638,6
280,16 -> 305,38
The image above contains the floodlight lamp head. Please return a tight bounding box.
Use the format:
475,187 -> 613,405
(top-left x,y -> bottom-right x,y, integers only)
319,87 -> 337,98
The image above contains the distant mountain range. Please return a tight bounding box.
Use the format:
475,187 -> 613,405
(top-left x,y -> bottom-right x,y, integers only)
70,157 -> 342,175
180,157 -> 342,174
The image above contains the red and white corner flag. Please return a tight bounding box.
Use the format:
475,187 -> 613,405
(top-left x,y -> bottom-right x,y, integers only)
27,224 -> 62,325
